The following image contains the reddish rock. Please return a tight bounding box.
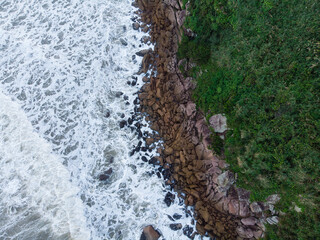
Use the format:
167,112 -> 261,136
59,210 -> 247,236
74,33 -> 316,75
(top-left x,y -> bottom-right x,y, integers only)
142,225 -> 160,240
228,199 -> 239,215
239,201 -> 250,217
241,217 -> 257,226
236,226 -> 254,239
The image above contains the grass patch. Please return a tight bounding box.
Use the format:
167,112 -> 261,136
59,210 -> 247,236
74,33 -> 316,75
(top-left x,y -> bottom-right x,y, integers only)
180,0 -> 320,238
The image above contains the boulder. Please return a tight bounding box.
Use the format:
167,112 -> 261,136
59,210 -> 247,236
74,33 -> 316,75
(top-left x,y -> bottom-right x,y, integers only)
209,114 -> 227,133
141,225 -> 160,240
217,171 -> 235,190
266,194 -> 280,205
250,202 -> 263,213
241,217 -> 257,226
236,226 -> 254,239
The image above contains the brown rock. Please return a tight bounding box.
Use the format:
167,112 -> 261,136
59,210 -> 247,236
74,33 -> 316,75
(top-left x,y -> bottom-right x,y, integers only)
195,144 -> 204,159
186,102 -> 196,117
142,225 -> 160,240
164,147 -> 173,155
215,222 -> 225,233
228,199 -> 239,215
199,209 -> 210,223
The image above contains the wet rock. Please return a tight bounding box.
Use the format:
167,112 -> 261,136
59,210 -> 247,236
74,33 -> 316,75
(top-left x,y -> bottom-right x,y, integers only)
105,110 -> 111,118
149,157 -> 159,165
131,79 -> 137,86
120,120 -> 127,128
115,91 -> 123,98
136,48 -> 152,57
169,223 -> 182,231
133,22 -> 140,30
182,225 -> 193,238
128,117 -> 133,125
141,225 -> 160,240
98,168 -> 113,181
164,192 -> 175,207
173,213 -> 182,220
120,38 -> 128,46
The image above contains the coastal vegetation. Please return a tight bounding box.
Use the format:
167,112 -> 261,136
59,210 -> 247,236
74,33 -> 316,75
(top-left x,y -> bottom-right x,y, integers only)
179,0 -> 320,239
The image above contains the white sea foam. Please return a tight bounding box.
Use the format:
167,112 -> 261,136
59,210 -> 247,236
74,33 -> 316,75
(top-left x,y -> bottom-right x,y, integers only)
0,91 -> 90,240
0,0 -> 205,239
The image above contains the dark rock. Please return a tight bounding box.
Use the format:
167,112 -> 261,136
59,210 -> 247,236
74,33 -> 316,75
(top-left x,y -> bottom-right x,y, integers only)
141,156 -> 148,162
128,117 -> 133,125
131,80 -> 137,86
115,91 -> 123,98
149,157 -> 159,165
169,223 -> 182,231
98,168 -> 112,181
105,110 -> 111,118
120,38 -> 128,46
99,174 -> 109,181
173,213 -> 182,220
133,22 -> 140,30
126,102 -> 130,105
123,95 -> 129,100
183,225 -> 193,238
120,120 -> 127,128
162,169 -> 170,180
136,48 -> 151,57
164,192 -> 175,207
120,113 -> 125,118
134,98 -> 139,105
129,149 -> 135,157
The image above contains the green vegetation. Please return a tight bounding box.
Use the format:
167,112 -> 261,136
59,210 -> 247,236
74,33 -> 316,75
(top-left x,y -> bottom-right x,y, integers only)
179,0 -> 320,239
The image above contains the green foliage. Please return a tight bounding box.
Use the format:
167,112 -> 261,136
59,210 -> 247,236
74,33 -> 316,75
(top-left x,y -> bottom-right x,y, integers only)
179,0 -> 320,239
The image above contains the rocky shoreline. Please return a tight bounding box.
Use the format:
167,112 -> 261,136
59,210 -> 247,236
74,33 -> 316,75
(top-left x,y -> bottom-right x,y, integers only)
133,0 -> 279,239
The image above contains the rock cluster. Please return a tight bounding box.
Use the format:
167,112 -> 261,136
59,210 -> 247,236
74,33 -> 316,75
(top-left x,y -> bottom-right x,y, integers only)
133,0 -> 279,239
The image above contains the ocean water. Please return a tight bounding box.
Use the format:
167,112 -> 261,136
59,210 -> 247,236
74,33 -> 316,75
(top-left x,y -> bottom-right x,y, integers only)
0,0 -> 200,239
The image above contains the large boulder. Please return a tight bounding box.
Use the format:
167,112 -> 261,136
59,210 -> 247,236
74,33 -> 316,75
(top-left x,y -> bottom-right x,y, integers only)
209,114 -> 227,133
141,225 -> 160,240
